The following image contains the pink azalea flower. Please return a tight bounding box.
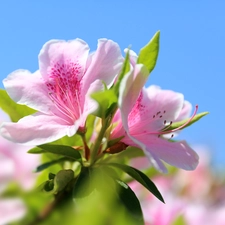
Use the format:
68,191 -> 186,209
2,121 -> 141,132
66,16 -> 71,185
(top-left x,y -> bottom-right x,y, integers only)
0,39 -> 123,145
0,110 -> 40,190
0,110 -> 39,224
111,53 -> 199,172
130,178 -> 186,225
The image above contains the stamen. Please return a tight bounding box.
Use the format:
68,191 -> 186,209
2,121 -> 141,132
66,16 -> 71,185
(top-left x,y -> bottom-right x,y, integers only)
135,105 -> 198,137
158,105 -> 198,135
49,93 -> 75,123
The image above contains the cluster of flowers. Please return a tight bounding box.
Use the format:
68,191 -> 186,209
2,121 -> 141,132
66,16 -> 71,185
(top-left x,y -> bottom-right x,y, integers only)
0,32 -> 208,224
0,34 -> 199,172
130,148 -> 225,225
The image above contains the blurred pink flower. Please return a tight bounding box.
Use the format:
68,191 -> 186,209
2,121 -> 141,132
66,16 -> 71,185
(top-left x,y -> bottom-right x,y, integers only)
0,199 -> 26,225
0,39 -> 123,145
0,110 -> 40,224
0,111 -> 39,190
130,147 -> 225,225
130,179 -> 185,225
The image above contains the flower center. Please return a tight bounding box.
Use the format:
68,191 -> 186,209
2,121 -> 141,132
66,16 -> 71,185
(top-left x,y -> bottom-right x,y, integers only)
46,61 -> 83,124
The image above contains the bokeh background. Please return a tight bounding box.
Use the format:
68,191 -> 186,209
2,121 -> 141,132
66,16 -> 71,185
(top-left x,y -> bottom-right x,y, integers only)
0,0 -> 224,168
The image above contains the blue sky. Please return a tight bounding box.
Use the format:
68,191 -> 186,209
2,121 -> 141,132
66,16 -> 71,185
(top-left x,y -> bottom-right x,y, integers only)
0,1 -> 224,168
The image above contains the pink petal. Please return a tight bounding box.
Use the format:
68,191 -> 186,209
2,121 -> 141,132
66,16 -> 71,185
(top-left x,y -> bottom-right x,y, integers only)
176,100 -> 192,121
119,64 -> 149,132
3,70 -> 53,114
83,39 -> 123,91
0,113 -> 79,145
39,39 -> 90,81
137,135 -> 199,172
81,79 -> 104,127
129,86 -> 184,134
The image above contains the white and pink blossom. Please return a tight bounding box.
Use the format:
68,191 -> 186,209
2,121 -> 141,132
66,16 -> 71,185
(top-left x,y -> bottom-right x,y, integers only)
111,50 -> 199,172
0,39 -> 123,145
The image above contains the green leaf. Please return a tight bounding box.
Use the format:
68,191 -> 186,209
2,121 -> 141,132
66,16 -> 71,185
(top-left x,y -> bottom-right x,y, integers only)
117,180 -> 144,225
73,167 -> 93,199
91,89 -> 118,118
137,31 -> 160,73
0,89 -> 36,122
27,147 -> 46,154
85,114 -> 96,142
51,133 -> 82,146
35,157 -> 71,173
163,111 -> 209,132
37,144 -> 82,161
107,163 -> 164,203
115,146 -> 145,159
114,50 -> 130,95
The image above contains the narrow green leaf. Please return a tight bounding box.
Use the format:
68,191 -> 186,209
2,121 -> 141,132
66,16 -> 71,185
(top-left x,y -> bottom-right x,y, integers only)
137,31 -> 160,73
37,144 -> 82,161
107,163 -> 164,203
35,157 -> 70,173
163,111 -> 209,132
114,50 -> 130,95
0,89 -> 36,122
27,147 -> 46,154
117,180 -> 144,225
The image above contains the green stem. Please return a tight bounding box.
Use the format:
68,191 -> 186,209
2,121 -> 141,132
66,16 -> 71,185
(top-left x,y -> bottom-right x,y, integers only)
80,134 -> 90,161
90,118 -> 110,165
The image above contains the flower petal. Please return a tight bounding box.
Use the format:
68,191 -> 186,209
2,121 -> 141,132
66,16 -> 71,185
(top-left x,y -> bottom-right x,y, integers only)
83,39 -> 123,89
119,64 -> 149,132
129,85 -> 184,134
137,135 -> 199,172
121,134 -> 168,173
81,79 -> 104,127
0,113 -> 78,145
39,39 -> 90,81
176,100 -> 192,121
3,70 -> 53,114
